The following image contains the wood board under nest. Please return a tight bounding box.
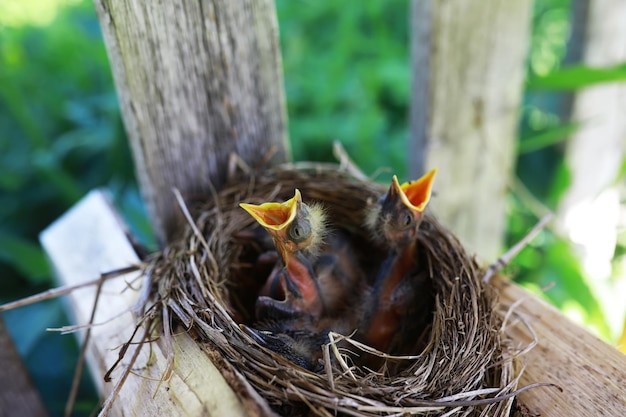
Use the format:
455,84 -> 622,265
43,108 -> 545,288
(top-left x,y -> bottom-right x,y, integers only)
140,163 -> 531,417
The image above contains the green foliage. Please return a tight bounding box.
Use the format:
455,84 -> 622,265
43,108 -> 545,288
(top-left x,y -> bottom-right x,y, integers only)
0,2 -> 139,415
528,0 -> 572,77
0,1 -> 144,293
506,196 -> 611,339
514,0 -> 626,343
518,121 -> 580,154
0,231 -> 50,283
276,0 -> 410,178
527,63 -> 626,90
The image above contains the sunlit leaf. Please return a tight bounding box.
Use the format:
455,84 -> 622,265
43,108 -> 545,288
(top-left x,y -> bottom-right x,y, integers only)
527,63 -> 626,90
518,122 -> 580,154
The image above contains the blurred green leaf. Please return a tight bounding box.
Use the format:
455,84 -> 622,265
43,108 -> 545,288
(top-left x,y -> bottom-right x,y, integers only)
543,240 -> 611,337
0,231 -> 50,283
109,181 -> 157,251
527,63 -> 626,90
518,122 -> 580,154
528,0 -> 571,77
546,160 -> 571,207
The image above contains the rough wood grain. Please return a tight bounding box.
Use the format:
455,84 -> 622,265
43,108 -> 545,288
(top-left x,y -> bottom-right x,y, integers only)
39,190 -> 252,417
494,276 -> 626,417
94,0 -> 288,246
0,316 -> 49,417
410,0 -> 532,261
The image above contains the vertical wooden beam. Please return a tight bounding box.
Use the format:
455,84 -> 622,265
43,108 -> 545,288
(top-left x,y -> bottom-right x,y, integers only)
94,0 -> 289,246
410,0 -> 532,261
558,0 -> 626,214
555,0 -> 626,338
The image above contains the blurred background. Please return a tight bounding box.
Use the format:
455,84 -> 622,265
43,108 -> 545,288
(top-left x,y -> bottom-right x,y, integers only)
1,0 -> 625,415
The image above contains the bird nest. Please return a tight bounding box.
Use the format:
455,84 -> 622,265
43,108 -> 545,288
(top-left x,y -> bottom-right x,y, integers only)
139,162 -> 530,417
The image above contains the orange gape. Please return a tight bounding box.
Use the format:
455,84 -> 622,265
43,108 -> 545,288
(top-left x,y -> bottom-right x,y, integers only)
240,189 -> 368,370
239,172 -> 437,370
240,189 -> 327,320
362,169 -> 437,354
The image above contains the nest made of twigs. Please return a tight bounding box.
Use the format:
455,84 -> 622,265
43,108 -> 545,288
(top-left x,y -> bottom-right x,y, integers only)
141,162 -> 528,417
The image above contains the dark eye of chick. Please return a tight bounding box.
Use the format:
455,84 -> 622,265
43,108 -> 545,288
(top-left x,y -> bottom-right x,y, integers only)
398,210 -> 415,228
289,219 -> 311,242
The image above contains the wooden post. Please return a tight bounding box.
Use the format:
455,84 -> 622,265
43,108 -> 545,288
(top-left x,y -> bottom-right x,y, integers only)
94,0 -> 289,246
410,0 -> 532,261
0,316 -> 48,417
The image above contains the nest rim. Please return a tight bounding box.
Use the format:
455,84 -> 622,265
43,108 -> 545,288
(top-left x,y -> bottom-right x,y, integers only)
144,162 -> 530,417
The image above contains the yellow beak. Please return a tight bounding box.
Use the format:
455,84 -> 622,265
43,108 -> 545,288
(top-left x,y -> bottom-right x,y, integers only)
393,168 -> 437,213
240,189 -> 301,231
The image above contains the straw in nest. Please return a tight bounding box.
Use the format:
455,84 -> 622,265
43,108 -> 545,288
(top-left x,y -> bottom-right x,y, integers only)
129,162 -> 542,417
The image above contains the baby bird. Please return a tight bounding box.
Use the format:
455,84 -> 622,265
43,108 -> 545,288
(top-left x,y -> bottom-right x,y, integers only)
240,310 -> 360,372
240,189 -> 328,320
361,168 -> 437,355
240,323 -> 330,371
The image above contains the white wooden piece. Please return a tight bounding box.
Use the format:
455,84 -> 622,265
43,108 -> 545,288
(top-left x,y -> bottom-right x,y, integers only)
39,190 -> 248,417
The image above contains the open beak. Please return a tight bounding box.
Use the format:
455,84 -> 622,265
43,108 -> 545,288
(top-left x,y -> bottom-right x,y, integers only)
393,168 -> 437,213
240,189 -> 304,263
240,189 -> 301,231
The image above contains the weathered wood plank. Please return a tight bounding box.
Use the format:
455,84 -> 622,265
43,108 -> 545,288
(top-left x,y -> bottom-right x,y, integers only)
410,0 -> 532,261
494,276 -> 626,417
40,190 -> 250,417
94,0 -> 289,245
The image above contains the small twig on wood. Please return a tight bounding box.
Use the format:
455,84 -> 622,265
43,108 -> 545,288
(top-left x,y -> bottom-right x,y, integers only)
227,152 -> 252,181
153,304 -> 175,397
0,266 -> 140,312
332,141 -> 368,181
65,275 -> 105,417
98,324 -> 150,417
48,309 -> 132,335
511,176 -> 554,221
483,213 -> 553,283
172,187 -> 211,254
103,309 -> 153,383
